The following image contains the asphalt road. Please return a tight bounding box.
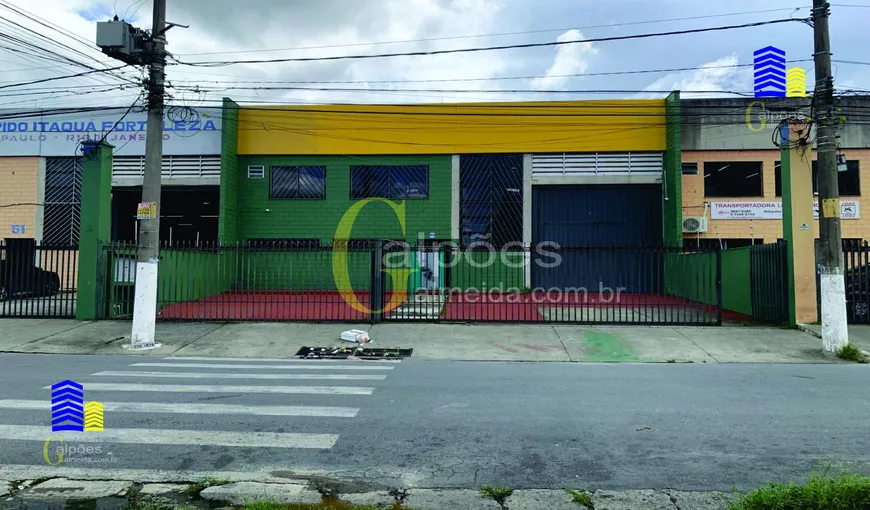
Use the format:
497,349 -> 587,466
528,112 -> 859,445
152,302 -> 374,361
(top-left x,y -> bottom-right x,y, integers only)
0,352 -> 868,492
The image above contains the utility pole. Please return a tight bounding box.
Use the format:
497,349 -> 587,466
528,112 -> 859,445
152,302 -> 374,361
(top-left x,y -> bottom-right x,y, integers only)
812,0 -> 848,353
130,0 -> 167,349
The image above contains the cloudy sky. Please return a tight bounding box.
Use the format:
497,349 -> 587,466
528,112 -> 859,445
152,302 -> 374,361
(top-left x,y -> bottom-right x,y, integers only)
1,0 -> 868,110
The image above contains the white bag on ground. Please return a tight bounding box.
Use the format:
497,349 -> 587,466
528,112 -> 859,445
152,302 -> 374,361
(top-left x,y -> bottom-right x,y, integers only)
341,329 -> 371,343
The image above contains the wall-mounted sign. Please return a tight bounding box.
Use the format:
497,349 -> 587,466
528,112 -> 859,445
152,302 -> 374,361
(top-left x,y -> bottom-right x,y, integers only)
711,201 -> 860,220
10,224 -> 25,234
814,200 -> 859,219
0,107 -> 222,157
136,201 -> 157,220
429,232 -> 437,239
711,202 -> 782,219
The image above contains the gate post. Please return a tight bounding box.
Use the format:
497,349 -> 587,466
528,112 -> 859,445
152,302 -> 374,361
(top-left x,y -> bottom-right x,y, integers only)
76,141 -> 114,321
370,240 -> 384,323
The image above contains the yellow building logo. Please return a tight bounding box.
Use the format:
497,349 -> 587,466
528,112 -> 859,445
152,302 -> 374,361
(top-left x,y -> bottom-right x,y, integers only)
786,67 -> 807,98
332,199 -> 416,314
84,401 -> 104,432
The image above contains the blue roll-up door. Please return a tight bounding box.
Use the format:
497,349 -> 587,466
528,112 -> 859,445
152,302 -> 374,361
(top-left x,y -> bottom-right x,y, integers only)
532,185 -> 663,292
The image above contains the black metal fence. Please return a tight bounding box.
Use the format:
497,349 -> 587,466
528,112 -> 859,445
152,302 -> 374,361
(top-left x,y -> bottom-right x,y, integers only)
0,239 -> 78,318
835,239 -> 870,324
749,241 -> 790,324
100,241 -> 723,325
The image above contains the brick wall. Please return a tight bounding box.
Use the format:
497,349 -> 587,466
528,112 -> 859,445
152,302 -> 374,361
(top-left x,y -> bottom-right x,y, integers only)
0,157 -> 39,241
237,155 -> 453,242
682,149 -> 870,243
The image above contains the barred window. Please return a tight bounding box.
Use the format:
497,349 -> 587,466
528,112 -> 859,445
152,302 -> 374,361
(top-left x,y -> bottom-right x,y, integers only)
350,165 -> 429,199
43,157 -> 82,246
270,166 -> 326,199
459,154 -> 523,248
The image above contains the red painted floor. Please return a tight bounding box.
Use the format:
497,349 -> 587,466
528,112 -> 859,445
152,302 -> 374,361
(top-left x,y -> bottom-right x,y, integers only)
157,290 -> 747,322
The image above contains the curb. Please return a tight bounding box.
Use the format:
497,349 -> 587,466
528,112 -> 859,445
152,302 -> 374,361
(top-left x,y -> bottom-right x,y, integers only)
797,323 -> 822,338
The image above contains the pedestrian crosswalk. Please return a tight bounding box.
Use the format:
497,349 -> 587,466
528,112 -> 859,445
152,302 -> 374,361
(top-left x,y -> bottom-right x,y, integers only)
0,355 -> 401,457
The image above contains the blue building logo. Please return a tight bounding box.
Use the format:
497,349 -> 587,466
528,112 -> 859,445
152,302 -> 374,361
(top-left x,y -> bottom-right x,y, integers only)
753,46 -> 806,98
51,380 -> 103,432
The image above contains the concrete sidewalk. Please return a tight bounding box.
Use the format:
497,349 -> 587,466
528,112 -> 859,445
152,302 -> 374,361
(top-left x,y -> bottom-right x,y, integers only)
1,318 -> 863,363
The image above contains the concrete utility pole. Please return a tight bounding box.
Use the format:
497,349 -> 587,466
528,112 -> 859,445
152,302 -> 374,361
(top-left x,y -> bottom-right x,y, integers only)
812,0 -> 848,353
130,0 -> 167,349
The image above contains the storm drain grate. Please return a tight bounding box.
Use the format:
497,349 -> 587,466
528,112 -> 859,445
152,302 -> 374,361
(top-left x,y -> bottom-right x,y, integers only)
296,346 -> 413,360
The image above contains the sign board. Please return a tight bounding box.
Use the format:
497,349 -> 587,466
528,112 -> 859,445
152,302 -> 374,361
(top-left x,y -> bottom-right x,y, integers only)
10,224 -> 25,234
0,107 -> 222,157
429,232 -> 437,239
136,202 -> 157,220
711,202 -> 782,219
814,200 -> 860,219
712,201 -> 860,220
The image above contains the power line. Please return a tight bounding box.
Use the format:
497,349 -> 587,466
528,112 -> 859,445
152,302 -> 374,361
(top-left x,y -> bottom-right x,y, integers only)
175,7 -> 812,57
0,0 -> 141,86
0,66 -> 132,90
167,59 -> 819,86
176,85 -> 764,96
174,18 -> 810,67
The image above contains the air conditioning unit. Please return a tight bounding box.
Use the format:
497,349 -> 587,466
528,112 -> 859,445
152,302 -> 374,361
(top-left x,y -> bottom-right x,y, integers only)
682,217 -> 708,233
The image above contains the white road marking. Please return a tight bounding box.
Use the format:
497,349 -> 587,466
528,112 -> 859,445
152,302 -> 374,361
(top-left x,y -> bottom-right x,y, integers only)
133,362 -> 394,371
0,400 -> 359,418
41,382 -> 374,395
0,425 -> 338,449
163,356 -> 400,363
93,371 -> 387,381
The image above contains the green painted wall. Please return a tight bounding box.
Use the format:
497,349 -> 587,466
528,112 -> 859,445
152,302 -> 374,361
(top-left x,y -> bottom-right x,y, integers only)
76,142 -> 113,320
663,91 -> 682,248
219,98 -> 240,244
721,247 -> 753,316
155,249 -> 236,307
450,252 -> 525,290
667,247 -> 753,316
236,155 -> 452,242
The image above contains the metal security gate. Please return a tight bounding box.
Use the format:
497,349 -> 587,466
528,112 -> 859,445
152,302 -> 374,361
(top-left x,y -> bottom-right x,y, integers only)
98,240 -> 721,326
0,239 -> 78,318
817,239 -> 870,324
532,185 -> 663,292
750,241 -> 789,323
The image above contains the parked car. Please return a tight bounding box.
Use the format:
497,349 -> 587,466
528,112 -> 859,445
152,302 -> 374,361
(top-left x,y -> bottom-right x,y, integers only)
0,260 -> 61,301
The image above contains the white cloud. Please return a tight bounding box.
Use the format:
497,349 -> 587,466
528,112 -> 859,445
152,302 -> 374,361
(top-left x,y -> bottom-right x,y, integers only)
641,54 -> 747,98
531,29 -> 598,90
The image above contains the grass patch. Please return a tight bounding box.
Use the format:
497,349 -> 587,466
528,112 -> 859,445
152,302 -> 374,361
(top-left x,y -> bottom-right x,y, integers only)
184,477 -> 232,496
567,489 -> 594,509
730,473 -> 870,510
480,485 -> 513,506
837,344 -> 869,363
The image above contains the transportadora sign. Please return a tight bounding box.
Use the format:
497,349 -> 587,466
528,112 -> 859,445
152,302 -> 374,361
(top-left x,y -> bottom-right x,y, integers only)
711,201 -> 860,220
0,107 -> 222,157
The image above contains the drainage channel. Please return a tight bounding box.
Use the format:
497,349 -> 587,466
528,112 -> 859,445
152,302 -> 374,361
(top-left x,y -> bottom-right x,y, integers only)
296,346 -> 413,360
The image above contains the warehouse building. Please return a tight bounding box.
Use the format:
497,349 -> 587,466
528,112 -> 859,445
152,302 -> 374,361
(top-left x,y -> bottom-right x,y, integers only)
680,96 -> 870,249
